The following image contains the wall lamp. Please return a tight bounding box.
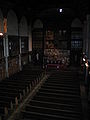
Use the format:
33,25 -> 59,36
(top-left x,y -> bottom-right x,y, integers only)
0,33 -> 3,36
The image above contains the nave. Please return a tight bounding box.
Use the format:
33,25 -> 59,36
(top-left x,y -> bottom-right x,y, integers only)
5,66 -> 85,120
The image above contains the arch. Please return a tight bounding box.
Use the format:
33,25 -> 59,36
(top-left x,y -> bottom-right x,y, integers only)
7,10 -> 18,36
0,9 -> 4,33
71,18 -> 82,28
33,19 -> 43,29
19,16 -> 28,36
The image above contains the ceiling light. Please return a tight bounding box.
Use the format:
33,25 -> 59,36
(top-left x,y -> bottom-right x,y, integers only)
59,9 -> 62,13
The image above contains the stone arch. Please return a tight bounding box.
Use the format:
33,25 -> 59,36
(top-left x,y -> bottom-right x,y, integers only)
71,18 -> 82,28
7,10 -> 18,36
0,9 -> 4,33
33,19 -> 43,29
19,16 -> 28,36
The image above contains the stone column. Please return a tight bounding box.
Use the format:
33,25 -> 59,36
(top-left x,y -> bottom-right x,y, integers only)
87,15 -> 90,59
18,22 -> 22,71
3,17 -> 9,77
83,20 -> 87,53
19,36 -> 22,70
28,24 -> 32,62
3,33 -> 9,77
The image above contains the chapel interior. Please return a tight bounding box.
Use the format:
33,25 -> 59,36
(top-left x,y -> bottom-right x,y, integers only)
0,0 -> 90,120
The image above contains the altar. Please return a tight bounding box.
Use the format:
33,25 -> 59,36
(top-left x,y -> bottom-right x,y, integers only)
44,49 -> 70,69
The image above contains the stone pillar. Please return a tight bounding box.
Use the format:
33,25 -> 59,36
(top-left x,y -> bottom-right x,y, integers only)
3,33 -> 9,77
3,17 -> 9,77
83,15 -> 90,59
28,24 -> 32,62
83,21 -> 87,53
87,15 -> 90,59
18,22 -> 22,71
19,36 -> 22,70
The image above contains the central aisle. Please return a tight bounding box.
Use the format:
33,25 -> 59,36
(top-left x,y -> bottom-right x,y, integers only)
20,69 -> 83,120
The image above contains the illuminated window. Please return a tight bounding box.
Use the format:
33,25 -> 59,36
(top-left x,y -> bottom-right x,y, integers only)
71,40 -> 82,48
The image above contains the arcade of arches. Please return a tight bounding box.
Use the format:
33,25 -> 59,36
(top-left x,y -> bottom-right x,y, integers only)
0,7 -> 90,78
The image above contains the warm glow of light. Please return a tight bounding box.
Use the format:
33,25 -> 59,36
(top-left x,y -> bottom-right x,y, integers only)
83,58 -> 85,62
85,62 -> 88,67
0,33 -> 3,36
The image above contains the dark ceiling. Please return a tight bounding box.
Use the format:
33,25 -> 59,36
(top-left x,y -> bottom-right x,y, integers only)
0,0 -> 89,21
0,0 -> 89,11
